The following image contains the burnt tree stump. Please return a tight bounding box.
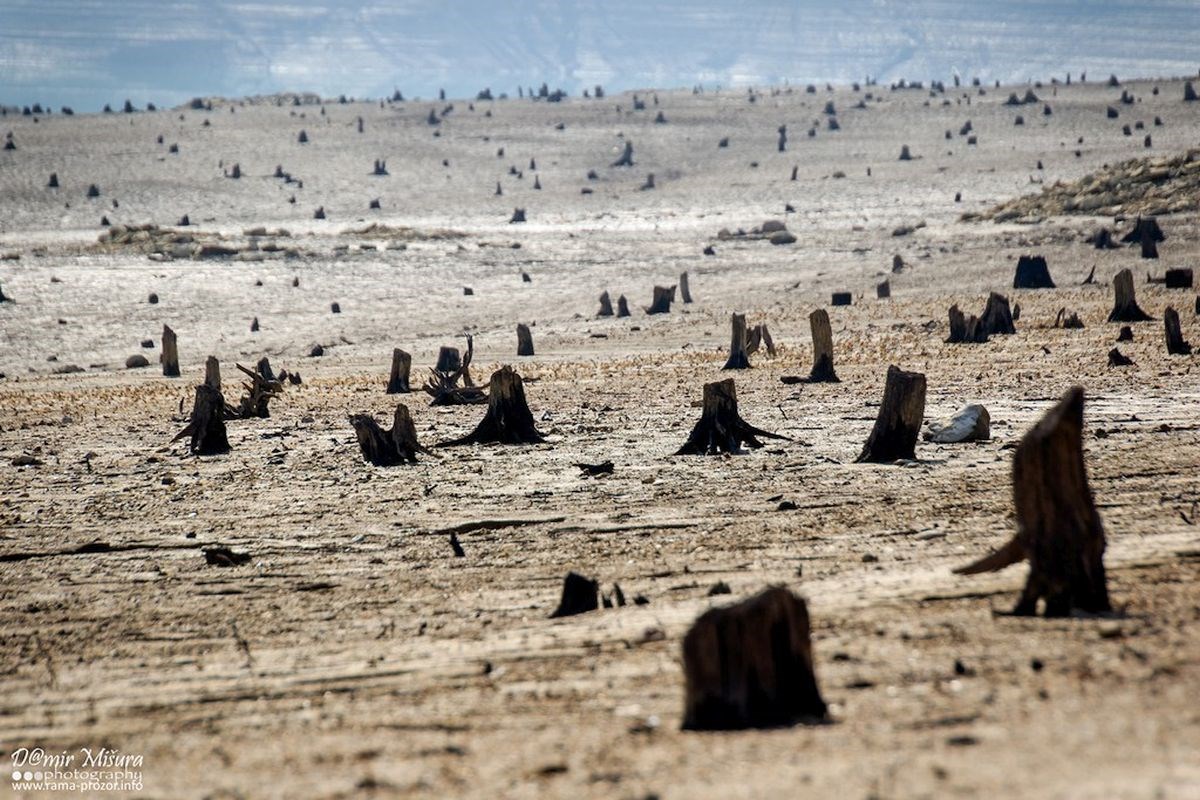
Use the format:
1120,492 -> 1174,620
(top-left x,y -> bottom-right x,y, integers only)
856,366 -> 926,463
516,323 -> 534,356
161,324 -> 180,377
387,348 -> 412,394
549,572 -> 600,618
351,403 -> 430,465
675,378 -> 785,455
204,356 -> 221,392
808,309 -> 839,382
1013,255 -> 1055,289
1108,268 -> 1153,322
1121,217 -> 1164,246
679,271 -> 693,303
617,295 -> 631,317
174,384 -> 230,455
831,292 -> 851,307
646,285 -> 675,315
947,305 -> 988,343
1164,307 -> 1192,355
597,291 -> 614,317
876,280 -> 891,299
954,387 -> 1111,616
723,313 -> 751,370
1164,268 -> 1193,289
443,366 -> 544,445
436,346 -> 462,373
425,338 -> 486,406
681,586 -> 827,730
981,292 -> 1016,335
1141,238 -> 1159,259
257,357 -> 275,381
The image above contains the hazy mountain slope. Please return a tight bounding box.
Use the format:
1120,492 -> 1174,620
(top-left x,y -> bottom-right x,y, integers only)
2,0 -> 1198,109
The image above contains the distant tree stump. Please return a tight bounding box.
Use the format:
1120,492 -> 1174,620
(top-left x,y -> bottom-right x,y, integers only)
947,305 -> 988,343
723,313 -> 751,370
1164,268 -> 1193,289
679,271 -> 693,303
808,309 -> 838,382
954,387 -> 1110,616
597,291 -> 614,317
436,346 -> 461,373
831,292 -> 851,306
980,292 -> 1016,335
204,356 -> 221,393
681,586 -> 827,730
1108,348 -> 1134,366
856,366 -> 926,463
1013,255 -> 1055,289
230,363 -> 280,418
387,348 -> 412,394
611,140 -> 634,167
876,280 -> 891,299
646,285 -> 675,315
676,378 -> 785,455
1141,238 -> 1159,259
509,208 -> 526,224
516,323 -> 534,356
425,339 -> 486,406
616,295 -> 631,317
443,366 -> 544,445
174,384 -> 230,455
351,403 -> 430,465
549,572 -> 599,618
1108,268 -> 1153,322
1121,216 -> 1164,247
1164,307 -> 1192,355
257,357 -> 275,381
161,324 -> 180,377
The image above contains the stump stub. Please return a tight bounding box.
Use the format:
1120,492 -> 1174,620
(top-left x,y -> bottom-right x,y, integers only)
857,366 -> 926,463
808,309 -> 838,382
722,313 -> 751,370
980,292 -> 1016,335
646,285 -> 675,315
1108,268 -> 1153,322
676,378 -> 785,455
443,366 -> 544,445
1164,307 -> 1192,355
597,291 -> 614,317
351,403 -> 430,465
1013,255 -> 1055,289
174,384 -> 230,455
161,325 -> 180,377
550,572 -> 599,618
954,387 -> 1111,616
516,323 -> 534,356
387,348 -> 412,394
681,586 -> 827,730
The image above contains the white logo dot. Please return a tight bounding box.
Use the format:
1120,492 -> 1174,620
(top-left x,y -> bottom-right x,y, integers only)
23,771 -> 33,780
11,770 -> 20,781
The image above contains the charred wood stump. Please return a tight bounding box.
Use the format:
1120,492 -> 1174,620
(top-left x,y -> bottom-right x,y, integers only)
1121,216 -> 1164,246
231,363 -> 280,418
549,572 -> 599,618
1164,268 -> 1193,289
947,305 -> 988,343
981,292 -> 1016,335
616,295 -> 631,317
516,323 -> 534,356
679,272 -> 693,303
1108,268 -> 1153,322
443,366 -> 545,445
856,366 -> 926,463
204,356 -> 221,392
1141,238 -> 1159,259
1164,307 -> 1192,355
1116,326 -> 1134,342
646,285 -> 675,315
1013,255 -> 1055,289
387,348 -> 412,393
808,309 -> 839,382
436,346 -> 462,373
723,313 -> 751,370
681,586 -> 827,730
257,357 -> 275,381
1108,348 -> 1134,366
954,387 -> 1111,616
876,280 -> 891,299
174,384 -> 230,455
675,378 -> 785,455
425,339 -> 486,406
1089,229 -> 1116,250
1055,308 -> 1085,329
1082,265 -> 1097,284
161,324 -> 180,377
597,291 -> 614,317
748,323 -> 776,357
831,292 -> 851,307
351,403 -> 430,465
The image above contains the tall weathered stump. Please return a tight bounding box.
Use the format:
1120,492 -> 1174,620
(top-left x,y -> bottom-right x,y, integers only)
723,313 -> 751,370
387,348 -> 412,394
161,325 -> 180,377
1108,268 -> 1153,322
856,366 -> 926,463
808,309 -> 838,382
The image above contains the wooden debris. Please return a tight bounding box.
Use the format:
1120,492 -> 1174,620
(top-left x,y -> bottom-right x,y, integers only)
857,366 -> 926,463
425,338 -> 486,406
676,378 -> 785,455
351,403 -> 431,465
954,387 -> 1111,616
1164,268 -> 1194,289
230,363 -> 280,418
442,366 -> 544,445
681,586 -> 827,730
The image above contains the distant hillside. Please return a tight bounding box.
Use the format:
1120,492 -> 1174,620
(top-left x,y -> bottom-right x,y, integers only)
3,0 -> 1199,110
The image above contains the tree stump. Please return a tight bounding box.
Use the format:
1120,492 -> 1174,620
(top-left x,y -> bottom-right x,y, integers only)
679,272 -> 693,303
980,292 -> 1016,335
174,384 -> 230,455
1164,268 -> 1193,289
230,363 -> 280,418
611,140 -> 634,167
1013,255 -> 1055,289
425,339 -> 486,406
1141,238 -> 1159,259
351,403 -> 430,465
436,347 -> 461,373
443,366 -> 544,445
954,387 -> 1111,616
856,366 -> 926,463
387,348 -> 412,394
616,295 -> 631,317
516,323 -> 534,356
808,309 -> 838,382
681,586 -> 827,730
161,324 -> 180,377
723,314 -> 751,370
549,572 -> 599,618
831,292 -> 851,306
646,285 -> 675,315
204,356 -> 221,393
1121,216 -> 1164,246
1164,307 -> 1192,355
597,291 -> 614,317
1108,268 -> 1153,322
675,378 -> 786,455
1055,308 -> 1085,329
758,324 -> 776,357
876,280 -> 890,299
947,305 -> 988,343
1108,348 -> 1134,366
509,208 -> 526,224
257,357 -> 275,381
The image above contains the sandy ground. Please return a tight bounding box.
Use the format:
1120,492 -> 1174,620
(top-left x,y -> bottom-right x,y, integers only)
1,78 -> 1199,799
